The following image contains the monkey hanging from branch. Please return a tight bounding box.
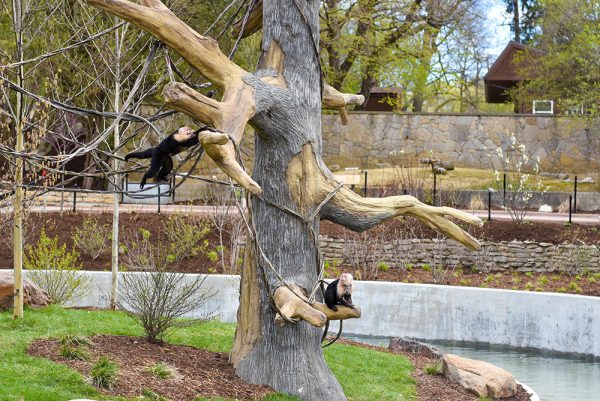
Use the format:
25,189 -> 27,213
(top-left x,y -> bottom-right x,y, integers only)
124,125 -> 221,188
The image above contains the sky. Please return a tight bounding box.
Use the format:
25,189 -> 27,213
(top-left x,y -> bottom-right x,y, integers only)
485,0 -> 513,58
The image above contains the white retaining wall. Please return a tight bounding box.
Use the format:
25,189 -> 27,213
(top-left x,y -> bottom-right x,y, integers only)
8,270 -> 600,357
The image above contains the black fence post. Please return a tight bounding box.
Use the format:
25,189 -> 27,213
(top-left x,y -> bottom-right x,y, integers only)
503,173 -> 507,206
433,173 -> 437,206
157,186 -> 161,214
363,171 -> 368,197
568,195 -> 572,224
73,184 -> 77,212
574,175 -> 578,214
488,190 -> 492,221
171,175 -> 176,204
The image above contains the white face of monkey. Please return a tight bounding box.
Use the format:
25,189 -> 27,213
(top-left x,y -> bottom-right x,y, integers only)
338,273 -> 354,296
173,126 -> 196,142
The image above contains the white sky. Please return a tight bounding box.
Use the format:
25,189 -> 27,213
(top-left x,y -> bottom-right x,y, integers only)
485,0 -> 513,58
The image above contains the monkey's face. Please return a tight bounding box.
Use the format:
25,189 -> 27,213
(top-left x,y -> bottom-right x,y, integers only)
339,273 -> 354,295
173,126 -> 197,142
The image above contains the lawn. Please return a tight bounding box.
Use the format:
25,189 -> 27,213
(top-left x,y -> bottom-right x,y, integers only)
0,306 -> 416,401
334,166 -> 598,193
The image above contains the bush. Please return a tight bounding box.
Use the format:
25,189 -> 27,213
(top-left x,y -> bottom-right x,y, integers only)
119,236 -> 217,344
72,217 -> 110,260
144,362 -> 177,379
163,214 -> 210,261
24,228 -> 90,304
59,345 -> 90,361
90,356 -> 118,389
424,361 -> 442,375
59,334 -> 93,347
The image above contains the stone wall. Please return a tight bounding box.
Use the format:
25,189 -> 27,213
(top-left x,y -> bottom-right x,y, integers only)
321,112 -> 600,172
319,235 -> 600,274
31,191 -> 113,206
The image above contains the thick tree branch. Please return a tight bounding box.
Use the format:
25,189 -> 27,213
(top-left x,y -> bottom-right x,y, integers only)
88,0 -> 262,194
286,144 -> 482,250
323,84 -> 364,125
274,285 -> 361,327
232,0 -> 263,38
87,0 -> 247,91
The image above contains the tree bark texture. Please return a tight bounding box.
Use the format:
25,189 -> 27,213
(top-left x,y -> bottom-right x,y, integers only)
87,1 -> 482,400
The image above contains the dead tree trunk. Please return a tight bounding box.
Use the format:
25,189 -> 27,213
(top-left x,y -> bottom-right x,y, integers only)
87,1 -> 482,400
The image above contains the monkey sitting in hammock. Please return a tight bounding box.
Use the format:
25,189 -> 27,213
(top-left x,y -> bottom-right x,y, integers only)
124,125 -> 220,188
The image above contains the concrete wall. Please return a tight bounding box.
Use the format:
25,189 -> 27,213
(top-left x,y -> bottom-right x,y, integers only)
321,112 -> 600,172
9,270 -> 598,357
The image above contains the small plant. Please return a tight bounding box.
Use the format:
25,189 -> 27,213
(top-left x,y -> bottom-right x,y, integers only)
421,264 -> 431,272
524,282 -> 534,291
59,334 -> 93,347
558,287 -> 567,293
459,278 -> 471,286
538,276 -> 549,286
424,361 -> 442,375
90,356 -> 118,389
144,362 -> 177,379
142,388 -> 169,401
378,261 -> 390,272
484,274 -> 495,283
72,217 -> 110,260
24,228 -> 90,304
568,281 -> 583,293
525,271 -> 533,278
324,259 -> 341,278
551,275 -> 560,282
59,345 -> 90,361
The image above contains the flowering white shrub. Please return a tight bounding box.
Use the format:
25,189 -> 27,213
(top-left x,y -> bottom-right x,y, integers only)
489,131 -> 546,224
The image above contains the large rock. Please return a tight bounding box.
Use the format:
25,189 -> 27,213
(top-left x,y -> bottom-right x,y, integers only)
442,354 -> 517,398
389,337 -> 442,360
0,272 -> 50,310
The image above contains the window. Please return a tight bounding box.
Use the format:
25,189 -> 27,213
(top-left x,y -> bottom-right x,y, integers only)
532,100 -> 554,114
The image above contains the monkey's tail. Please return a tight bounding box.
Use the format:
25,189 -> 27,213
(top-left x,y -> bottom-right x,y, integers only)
124,148 -> 153,160
321,319 -> 343,348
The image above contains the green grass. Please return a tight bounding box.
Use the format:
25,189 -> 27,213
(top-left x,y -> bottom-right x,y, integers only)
0,306 -> 416,401
334,166 -> 598,192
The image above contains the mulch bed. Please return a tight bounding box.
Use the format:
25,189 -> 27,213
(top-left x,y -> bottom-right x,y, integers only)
336,338 -> 532,401
28,334 -> 531,401
27,335 -> 272,401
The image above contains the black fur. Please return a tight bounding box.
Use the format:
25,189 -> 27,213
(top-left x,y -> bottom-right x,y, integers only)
324,279 -> 355,312
125,126 -> 219,188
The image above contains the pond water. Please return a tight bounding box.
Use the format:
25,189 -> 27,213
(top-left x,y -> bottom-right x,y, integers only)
345,335 -> 600,401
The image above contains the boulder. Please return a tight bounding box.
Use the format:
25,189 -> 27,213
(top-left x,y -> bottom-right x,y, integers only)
389,337 -> 442,360
442,354 -> 517,398
0,272 -> 51,310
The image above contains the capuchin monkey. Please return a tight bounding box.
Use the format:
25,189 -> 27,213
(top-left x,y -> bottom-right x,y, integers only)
124,125 -> 220,189
324,273 -> 355,311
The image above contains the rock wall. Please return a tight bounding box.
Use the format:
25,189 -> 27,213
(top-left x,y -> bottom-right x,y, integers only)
321,112 -> 600,172
319,235 -> 600,274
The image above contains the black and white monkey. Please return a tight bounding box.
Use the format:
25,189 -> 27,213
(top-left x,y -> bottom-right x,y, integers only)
124,125 -> 220,188
324,273 -> 355,311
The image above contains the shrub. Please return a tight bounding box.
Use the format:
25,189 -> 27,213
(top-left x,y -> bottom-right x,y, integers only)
378,262 -> 390,272
72,217 -> 110,260
488,131 -> 546,224
59,345 -> 90,361
424,361 -> 442,375
59,334 -> 93,347
24,228 -> 90,304
119,236 -> 217,343
144,362 -> 177,379
163,214 -> 210,261
90,356 -> 118,389
142,388 -> 169,401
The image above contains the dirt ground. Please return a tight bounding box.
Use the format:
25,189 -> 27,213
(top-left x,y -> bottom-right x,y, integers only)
3,212 -> 599,296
